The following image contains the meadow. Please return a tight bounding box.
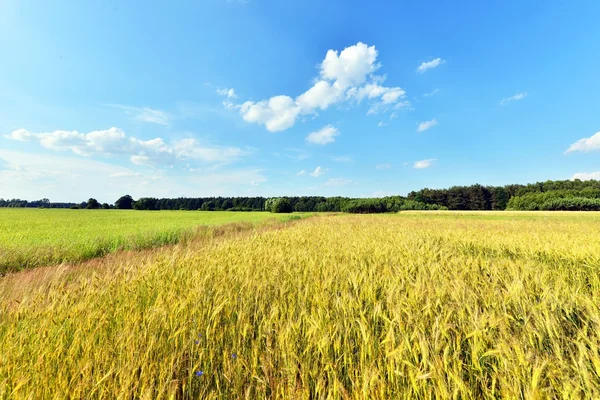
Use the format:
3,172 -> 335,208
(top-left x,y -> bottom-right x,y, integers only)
0,209 -> 300,273
2,211 -> 600,398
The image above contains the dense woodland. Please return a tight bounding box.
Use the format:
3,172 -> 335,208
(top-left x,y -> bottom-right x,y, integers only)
2,179 -> 600,213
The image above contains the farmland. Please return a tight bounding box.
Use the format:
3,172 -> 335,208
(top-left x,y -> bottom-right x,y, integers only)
2,211 -> 600,398
0,209 -> 303,273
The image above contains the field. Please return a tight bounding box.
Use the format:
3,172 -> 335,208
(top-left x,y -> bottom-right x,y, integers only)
0,209 -> 302,273
2,211 -> 600,398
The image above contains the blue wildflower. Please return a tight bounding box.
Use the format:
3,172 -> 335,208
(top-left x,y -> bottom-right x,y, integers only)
195,371 -> 204,377
195,340 -> 199,345
232,353 -> 237,359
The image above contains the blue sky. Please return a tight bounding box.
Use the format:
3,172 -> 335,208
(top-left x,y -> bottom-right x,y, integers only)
1,0 -> 599,202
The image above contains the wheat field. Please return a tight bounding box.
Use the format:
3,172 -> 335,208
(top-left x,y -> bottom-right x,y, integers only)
0,209 -> 300,273
1,212 -> 600,398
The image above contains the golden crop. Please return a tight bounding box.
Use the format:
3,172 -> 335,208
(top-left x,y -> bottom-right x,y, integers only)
1,212 -> 600,398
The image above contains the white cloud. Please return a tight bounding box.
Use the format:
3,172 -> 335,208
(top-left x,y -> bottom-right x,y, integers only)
417,119 -> 438,132
321,42 -> 379,88
297,170 -> 306,176
423,88 -> 440,97
566,132 -> 600,153
306,125 -> 340,145
417,58 -> 445,73
109,105 -> 169,125
309,166 -> 325,177
377,121 -> 387,127
0,149 -> 268,201
331,155 -> 353,163
414,159 -> 435,169
4,127 -> 248,167
324,178 -> 352,186
110,172 -> 142,178
296,80 -> 344,111
217,88 -> 237,99
240,96 -> 300,132
376,163 -> 391,170
500,92 -> 527,105
232,42 -> 407,131
571,171 -> 600,181
283,148 -> 310,161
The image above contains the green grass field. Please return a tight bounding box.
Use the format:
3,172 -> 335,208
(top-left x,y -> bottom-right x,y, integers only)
2,212 -> 600,398
0,209 -> 303,273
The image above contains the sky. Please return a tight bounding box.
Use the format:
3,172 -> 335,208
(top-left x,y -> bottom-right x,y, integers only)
1,0 -> 599,203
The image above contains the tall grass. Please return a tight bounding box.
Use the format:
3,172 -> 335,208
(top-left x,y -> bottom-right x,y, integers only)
1,212 -> 600,398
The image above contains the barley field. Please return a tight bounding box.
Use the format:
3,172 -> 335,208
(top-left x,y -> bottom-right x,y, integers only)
2,212 -> 600,398
0,209 -> 301,273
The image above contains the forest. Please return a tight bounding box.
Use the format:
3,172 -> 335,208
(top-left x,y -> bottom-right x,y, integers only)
2,179 -> 600,212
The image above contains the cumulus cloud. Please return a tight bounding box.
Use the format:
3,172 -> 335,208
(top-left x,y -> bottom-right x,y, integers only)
417,119 -> 438,132
500,92 -> 527,105
297,170 -> 307,176
376,163 -> 391,170
417,58 -> 445,73
309,166 -> 325,177
565,132 -> 600,153
231,42 -> 407,132
4,127 -> 248,167
571,171 -> 600,181
217,88 -> 237,99
306,125 -> 340,145
414,159 -> 435,169
324,178 -> 352,186
377,121 -> 387,127
239,95 -> 300,132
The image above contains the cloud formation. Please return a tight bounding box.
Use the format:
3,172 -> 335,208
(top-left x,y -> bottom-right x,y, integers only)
4,127 -> 247,167
417,119 -> 438,133
309,166 -> 325,177
565,131 -> 600,153
306,125 -> 340,145
414,159 -> 435,169
109,105 -> 170,125
500,92 -> 527,105
217,88 -> 237,99
376,163 -> 391,170
571,171 -> 600,181
417,58 -> 445,73
230,42 -> 407,132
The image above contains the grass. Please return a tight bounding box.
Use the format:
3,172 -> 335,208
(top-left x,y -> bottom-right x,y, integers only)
1,212 -> 600,398
0,209 -> 305,273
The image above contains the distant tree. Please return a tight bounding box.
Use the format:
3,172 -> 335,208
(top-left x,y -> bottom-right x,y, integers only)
201,201 -> 215,211
86,198 -> 101,209
115,195 -> 135,209
102,203 -> 110,209
270,198 -> 293,213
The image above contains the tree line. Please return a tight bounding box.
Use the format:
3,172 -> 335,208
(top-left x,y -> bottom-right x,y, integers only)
2,179 -> 600,213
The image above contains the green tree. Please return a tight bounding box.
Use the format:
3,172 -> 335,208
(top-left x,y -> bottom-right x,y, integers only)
86,198 -> 101,209
270,198 -> 293,213
115,195 -> 134,209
